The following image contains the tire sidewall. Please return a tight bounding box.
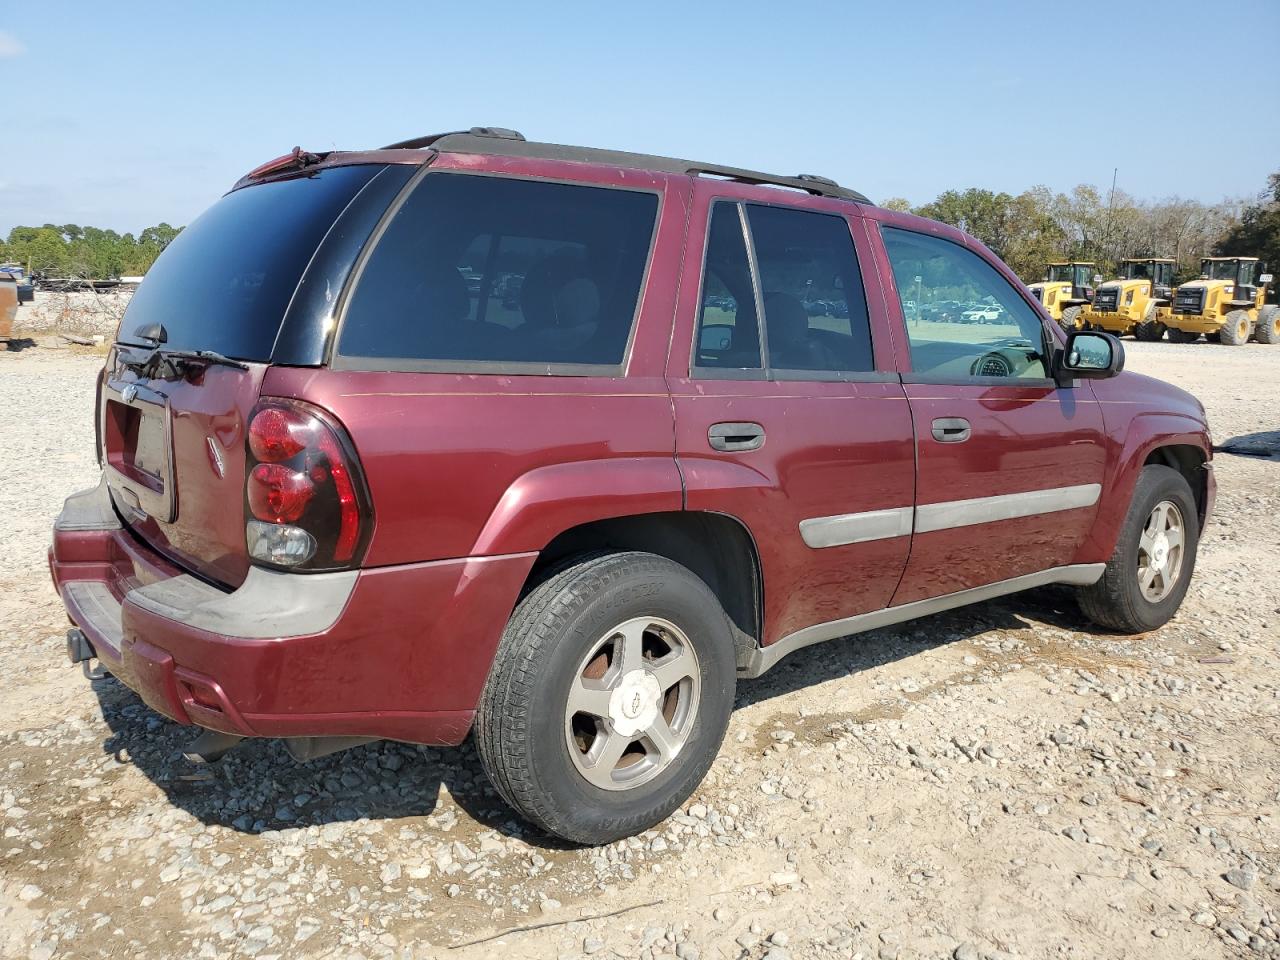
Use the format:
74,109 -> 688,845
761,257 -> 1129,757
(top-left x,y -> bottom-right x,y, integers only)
1115,466 -> 1199,631
519,558 -> 736,842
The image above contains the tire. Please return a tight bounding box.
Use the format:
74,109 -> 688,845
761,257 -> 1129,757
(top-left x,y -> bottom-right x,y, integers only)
474,551 -> 737,845
1166,327 -> 1199,343
1218,309 -> 1252,345
1077,464 -> 1199,633
1133,303 -> 1165,342
1059,305 -> 1084,331
1253,304 -> 1280,344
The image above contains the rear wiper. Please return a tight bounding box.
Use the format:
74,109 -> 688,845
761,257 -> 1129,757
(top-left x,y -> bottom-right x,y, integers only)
155,349 -> 250,372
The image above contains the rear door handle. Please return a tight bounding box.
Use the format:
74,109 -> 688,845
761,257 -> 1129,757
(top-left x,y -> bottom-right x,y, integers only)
931,417 -> 971,443
708,421 -> 765,452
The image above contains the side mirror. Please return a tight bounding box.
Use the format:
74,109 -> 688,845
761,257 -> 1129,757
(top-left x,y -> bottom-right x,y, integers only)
1055,331 -> 1124,385
1261,273 -> 1274,284
1092,274 -> 1104,284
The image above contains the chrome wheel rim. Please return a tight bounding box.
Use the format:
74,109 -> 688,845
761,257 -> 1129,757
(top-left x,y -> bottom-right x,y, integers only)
563,616 -> 700,792
1138,500 -> 1185,602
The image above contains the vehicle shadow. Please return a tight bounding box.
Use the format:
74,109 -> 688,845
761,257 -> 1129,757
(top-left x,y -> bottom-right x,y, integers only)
87,583 -> 1096,847
736,583 -> 1097,710
1216,431 -> 1280,460
88,677 -> 570,848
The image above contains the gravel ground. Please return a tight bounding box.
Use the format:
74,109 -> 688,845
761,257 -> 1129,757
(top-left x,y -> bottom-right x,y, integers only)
1,336 -> 1278,960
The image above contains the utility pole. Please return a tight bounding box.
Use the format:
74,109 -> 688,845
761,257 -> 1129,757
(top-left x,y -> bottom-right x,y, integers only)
1103,167 -> 1118,268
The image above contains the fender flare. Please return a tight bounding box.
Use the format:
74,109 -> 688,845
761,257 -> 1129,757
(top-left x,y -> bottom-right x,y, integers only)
1075,412 -> 1211,563
470,456 -> 684,557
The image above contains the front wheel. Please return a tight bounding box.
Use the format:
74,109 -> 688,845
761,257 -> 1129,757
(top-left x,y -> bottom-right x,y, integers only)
1253,305 -> 1280,344
1077,464 -> 1199,633
475,551 -> 737,844
1133,303 -> 1165,342
1218,309 -> 1253,345
1166,327 -> 1199,343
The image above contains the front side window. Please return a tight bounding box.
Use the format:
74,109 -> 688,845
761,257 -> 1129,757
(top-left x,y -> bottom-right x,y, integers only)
338,173 -> 658,369
882,227 -> 1049,381
693,201 -> 873,376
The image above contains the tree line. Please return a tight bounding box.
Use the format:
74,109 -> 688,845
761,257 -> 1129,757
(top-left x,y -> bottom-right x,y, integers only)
883,168 -> 1279,285
0,223 -> 182,279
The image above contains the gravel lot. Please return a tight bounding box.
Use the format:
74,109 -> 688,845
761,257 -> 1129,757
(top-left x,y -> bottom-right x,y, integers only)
1,336 -> 1277,960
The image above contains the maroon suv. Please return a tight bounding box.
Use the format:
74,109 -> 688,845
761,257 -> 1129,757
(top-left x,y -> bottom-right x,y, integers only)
50,128 -> 1214,844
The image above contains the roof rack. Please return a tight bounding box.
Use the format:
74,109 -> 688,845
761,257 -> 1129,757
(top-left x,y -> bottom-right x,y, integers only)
380,127 -> 869,203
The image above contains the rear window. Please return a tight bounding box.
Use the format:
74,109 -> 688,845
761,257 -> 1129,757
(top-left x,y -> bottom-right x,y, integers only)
118,164 -> 381,360
335,173 -> 659,372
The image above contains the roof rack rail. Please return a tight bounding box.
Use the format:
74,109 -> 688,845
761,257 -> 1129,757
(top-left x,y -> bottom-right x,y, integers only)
379,128 -> 869,204
381,127 -> 526,150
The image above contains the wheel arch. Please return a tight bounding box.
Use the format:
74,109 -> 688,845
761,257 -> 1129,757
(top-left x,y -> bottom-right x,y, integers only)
525,510 -> 763,668
1076,416 -> 1211,563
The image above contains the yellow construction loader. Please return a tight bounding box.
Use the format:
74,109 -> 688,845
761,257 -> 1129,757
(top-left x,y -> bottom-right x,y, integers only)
1166,257 -> 1277,345
1082,258 -> 1175,340
1027,262 -> 1098,330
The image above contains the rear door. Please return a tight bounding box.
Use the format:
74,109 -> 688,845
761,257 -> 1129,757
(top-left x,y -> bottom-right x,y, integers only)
871,219 -> 1107,605
667,182 -> 915,648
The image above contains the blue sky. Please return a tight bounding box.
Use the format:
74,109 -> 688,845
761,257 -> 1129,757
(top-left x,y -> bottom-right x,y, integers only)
2,0 -> 1277,235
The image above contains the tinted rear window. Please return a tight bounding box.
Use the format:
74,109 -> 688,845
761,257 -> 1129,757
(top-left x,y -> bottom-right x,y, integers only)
336,173 -> 659,371
119,164 -> 381,360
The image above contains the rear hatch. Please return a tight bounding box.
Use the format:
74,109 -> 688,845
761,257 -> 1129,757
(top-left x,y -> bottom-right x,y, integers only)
101,163 -> 388,588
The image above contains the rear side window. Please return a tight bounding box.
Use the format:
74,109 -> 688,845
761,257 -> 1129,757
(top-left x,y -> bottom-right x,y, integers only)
119,165 -> 382,361
337,173 -> 659,371
693,201 -> 873,377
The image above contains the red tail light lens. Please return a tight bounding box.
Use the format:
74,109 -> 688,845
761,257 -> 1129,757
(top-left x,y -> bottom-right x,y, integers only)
247,463 -> 314,523
245,400 -> 371,570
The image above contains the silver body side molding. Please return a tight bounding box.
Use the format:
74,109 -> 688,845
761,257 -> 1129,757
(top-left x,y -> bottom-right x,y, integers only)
739,562 -> 1106,678
797,483 -> 1102,549
799,507 -> 913,548
914,483 -> 1101,534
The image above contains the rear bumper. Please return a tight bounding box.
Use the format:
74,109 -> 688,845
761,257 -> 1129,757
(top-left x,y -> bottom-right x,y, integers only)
50,478 -> 535,745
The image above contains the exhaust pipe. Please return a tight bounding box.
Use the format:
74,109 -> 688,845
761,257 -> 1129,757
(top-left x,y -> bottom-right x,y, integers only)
182,729 -> 244,764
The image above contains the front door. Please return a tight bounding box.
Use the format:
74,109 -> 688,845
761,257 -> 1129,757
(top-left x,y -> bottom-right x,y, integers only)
667,184 -> 916,647
875,225 -> 1107,605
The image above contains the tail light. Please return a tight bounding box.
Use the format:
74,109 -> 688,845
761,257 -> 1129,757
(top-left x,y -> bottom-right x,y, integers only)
244,399 -> 372,570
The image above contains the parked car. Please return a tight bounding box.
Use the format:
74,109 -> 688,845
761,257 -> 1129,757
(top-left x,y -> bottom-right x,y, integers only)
962,304 -> 1004,324
51,129 -> 1214,845
0,273 -> 16,344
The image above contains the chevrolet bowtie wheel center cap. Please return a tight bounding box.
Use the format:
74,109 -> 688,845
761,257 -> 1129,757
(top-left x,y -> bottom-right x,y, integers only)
608,670 -> 663,738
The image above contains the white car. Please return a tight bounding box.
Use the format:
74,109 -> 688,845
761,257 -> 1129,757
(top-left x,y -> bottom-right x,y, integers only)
962,305 -> 1004,323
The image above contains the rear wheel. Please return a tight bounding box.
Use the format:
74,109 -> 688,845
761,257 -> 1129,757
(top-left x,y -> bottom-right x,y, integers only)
1059,305 -> 1084,331
1077,464 -> 1199,633
1133,303 -> 1166,342
1166,327 -> 1199,343
475,551 -> 737,845
1218,309 -> 1253,345
1253,305 -> 1280,344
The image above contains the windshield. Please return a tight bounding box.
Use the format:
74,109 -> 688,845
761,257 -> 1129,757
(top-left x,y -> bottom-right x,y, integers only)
1047,265 -> 1074,283
118,164 -> 382,360
1202,260 -> 1241,281
1124,261 -> 1153,280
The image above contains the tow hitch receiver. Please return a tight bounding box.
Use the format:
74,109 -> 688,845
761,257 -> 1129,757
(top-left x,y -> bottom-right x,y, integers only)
66,628 -> 107,680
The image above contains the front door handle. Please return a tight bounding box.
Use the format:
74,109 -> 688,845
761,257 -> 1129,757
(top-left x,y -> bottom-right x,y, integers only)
708,421 -> 765,452
931,417 -> 971,443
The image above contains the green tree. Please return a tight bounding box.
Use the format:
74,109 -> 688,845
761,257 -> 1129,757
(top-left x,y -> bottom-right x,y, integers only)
1214,171 -> 1280,298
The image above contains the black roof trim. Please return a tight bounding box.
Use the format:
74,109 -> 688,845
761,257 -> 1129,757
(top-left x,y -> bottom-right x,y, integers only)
380,128 -> 870,203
